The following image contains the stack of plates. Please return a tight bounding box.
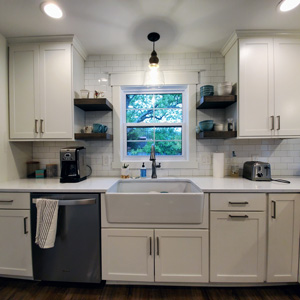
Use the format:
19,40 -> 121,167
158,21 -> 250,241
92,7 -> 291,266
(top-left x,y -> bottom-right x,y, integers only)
200,85 -> 214,97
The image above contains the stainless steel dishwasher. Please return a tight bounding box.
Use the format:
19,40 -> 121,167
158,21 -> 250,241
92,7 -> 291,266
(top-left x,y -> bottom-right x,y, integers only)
30,193 -> 101,283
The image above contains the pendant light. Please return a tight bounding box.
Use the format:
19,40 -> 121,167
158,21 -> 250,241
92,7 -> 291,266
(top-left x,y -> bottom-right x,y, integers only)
144,32 -> 165,86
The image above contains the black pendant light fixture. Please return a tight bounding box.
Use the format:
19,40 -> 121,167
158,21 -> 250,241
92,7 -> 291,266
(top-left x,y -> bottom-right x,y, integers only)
148,32 -> 160,69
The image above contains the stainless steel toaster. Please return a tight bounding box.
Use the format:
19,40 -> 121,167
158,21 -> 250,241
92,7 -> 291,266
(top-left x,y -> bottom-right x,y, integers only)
242,161 -> 271,181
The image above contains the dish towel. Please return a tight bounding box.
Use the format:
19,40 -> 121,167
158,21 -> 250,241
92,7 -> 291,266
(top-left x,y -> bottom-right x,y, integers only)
35,198 -> 59,249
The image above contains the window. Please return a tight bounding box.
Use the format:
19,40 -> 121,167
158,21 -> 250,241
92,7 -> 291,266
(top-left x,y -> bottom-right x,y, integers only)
122,86 -> 188,161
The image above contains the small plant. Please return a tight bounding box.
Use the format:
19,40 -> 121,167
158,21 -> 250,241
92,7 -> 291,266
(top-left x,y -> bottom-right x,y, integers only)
122,163 -> 129,168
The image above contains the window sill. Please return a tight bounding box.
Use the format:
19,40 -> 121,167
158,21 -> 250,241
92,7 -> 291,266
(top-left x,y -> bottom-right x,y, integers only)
112,160 -> 199,169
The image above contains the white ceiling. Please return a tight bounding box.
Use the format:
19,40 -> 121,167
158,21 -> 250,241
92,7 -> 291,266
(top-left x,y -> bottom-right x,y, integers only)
0,0 -> 300,55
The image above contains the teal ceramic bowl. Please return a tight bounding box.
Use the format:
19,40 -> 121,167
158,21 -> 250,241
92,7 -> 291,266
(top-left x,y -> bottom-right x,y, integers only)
199,120 -> 214,131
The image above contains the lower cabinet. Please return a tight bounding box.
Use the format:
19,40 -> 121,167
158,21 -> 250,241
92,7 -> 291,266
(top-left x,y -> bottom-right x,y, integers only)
0,193 -> 32,278
267,194 -> 300,282
210,193 -> 267,283
102,228 -> 209,283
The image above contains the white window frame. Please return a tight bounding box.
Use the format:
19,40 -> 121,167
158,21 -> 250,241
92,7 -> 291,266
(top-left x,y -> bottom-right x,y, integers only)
111,71 -> 198,170
121,85 -> 188,162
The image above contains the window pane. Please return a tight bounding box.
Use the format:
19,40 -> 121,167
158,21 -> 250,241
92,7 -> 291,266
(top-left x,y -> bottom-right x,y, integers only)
155,141 -> 182,156
155,127 -> 182,141
126,94 -> 153,109
127,127 -> 154,141
126,109 -> 154,123
155,94 -> 182,108
154,109 -> 182,123
127,141 -> 153,156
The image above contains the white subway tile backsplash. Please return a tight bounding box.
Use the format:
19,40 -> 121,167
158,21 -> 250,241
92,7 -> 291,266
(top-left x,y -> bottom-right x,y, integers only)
31,51 -> 300,177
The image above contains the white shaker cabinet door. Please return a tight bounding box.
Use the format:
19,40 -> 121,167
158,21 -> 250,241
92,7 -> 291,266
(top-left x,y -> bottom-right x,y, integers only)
155,229 -> 209,283
102,228 -> 154,282
210,211 -> 266,282
274,38 -> 300,136
39,43 -> 73,139
239,38 -> 274,137
0,210 -> 32,277
9,44 -> 39,139
267,194 -> 300,282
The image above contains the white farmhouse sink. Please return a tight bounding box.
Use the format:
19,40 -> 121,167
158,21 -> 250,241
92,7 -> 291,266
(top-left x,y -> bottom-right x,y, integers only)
105,179 -> 204,224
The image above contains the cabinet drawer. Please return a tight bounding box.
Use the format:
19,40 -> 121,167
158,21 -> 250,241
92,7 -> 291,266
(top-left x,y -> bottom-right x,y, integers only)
210,193 -> 266,211
0,193 -> 30,209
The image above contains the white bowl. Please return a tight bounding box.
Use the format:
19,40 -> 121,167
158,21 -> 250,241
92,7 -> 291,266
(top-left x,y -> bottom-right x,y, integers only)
217,85 -> 232,96
214,123 -> 224,131
80,89 -> 90,98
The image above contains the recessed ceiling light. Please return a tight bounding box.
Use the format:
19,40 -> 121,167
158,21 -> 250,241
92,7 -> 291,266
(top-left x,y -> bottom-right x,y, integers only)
40,2 -> 63,19
278,0 -> 300,12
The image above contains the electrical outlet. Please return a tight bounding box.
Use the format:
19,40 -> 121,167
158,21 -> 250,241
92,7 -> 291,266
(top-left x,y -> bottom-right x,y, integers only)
201,154 -> 211,165
103,155 -> 109,166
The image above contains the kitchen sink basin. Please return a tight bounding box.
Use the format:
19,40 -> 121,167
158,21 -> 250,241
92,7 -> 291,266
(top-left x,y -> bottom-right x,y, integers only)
105,179 -> 204,224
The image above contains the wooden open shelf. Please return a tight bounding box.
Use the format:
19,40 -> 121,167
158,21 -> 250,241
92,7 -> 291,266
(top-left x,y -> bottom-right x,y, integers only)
74,98 -> 113,111
196,131 -> 237,139
197,95 -> 237,109
74,133 -> 113,140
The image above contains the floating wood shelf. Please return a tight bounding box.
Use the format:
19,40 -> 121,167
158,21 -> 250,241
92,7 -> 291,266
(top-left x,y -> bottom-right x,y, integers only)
196,131 -> 237,139
197,95 -> 237,109
74,98 -> 113,111
74,133 -> 113,140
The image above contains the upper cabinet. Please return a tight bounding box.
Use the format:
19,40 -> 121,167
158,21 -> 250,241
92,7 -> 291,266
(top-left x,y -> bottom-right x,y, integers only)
8,36 -> 87,140
223,31 -> 300,138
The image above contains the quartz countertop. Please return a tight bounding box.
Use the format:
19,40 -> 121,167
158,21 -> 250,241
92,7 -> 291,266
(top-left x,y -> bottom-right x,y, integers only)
0,176 -> 299,193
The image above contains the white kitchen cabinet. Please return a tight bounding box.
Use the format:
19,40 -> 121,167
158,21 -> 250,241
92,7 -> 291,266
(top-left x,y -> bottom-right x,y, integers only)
102,228 -> 209,283
210,193 -> 267,283
102,228 -> 154,282
223,32 -> 300,138
267,194 -> 300,282
8,36 -> 86,140
0,193 -> 32,278
155,229 -> 209,283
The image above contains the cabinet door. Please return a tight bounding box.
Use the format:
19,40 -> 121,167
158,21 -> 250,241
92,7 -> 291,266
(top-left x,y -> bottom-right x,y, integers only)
39,43 -> 73,139
239,38 -> 274,137
102,228 -> 154,282
274,38 -> 300,136
155,229 -> 209,283
9,44 -> 39,139
0,210 -> 32,277
267,194 -> 300,282
210,211 -> 266,282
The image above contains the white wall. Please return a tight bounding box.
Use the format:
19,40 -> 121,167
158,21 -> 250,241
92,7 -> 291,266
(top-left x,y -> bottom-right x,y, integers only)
0,34 -> 32,181
32,51 -> 300,177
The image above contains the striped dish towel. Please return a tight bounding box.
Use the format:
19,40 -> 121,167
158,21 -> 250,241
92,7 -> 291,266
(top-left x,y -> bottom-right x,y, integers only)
35,198 -> 59,249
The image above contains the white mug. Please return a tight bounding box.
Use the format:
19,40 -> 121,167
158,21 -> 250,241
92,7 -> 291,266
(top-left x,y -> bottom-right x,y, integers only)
84,126 -> 93,133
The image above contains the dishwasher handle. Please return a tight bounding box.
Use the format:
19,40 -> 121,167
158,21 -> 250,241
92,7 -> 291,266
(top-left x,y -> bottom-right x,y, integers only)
32,198 -> 96,206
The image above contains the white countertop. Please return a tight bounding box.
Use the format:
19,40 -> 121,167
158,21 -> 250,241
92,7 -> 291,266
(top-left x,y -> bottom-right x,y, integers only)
0,176 -> 299,193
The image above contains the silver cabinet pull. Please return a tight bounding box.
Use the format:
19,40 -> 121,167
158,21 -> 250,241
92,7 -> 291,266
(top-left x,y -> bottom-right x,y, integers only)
271,116 -> 275,130
149,237 -> 152,256
229,201 -> 249,205
272,200 -> 276,219
0,200 -> 13,203
277,116 -> 280,130
40,119 -> 44,133
35,119 -> 39,133
229,215 -> 249,218
32,198 -> 96,206
156,237 -> 159,256
24,217 -> 28,234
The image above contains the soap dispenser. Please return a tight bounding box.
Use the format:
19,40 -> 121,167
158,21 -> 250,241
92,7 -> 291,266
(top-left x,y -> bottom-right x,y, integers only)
140,162 -> 147,178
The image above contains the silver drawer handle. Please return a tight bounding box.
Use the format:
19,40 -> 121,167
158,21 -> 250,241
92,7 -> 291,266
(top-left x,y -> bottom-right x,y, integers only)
229,215 -> 249,218
32,198 -> 96,206
0,200 -> 14,203
229,201 -> 249,205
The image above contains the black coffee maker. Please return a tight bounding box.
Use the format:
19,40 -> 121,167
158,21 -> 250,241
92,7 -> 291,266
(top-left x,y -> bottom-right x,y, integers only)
60,147 -> 87,183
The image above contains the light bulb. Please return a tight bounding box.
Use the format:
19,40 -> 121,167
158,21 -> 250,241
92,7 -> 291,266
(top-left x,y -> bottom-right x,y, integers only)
278,0 -> 300,12
41,2 -> 63,19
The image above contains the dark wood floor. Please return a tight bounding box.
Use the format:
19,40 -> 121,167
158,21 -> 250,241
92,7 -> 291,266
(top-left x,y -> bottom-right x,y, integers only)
1,278 -> 300,300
